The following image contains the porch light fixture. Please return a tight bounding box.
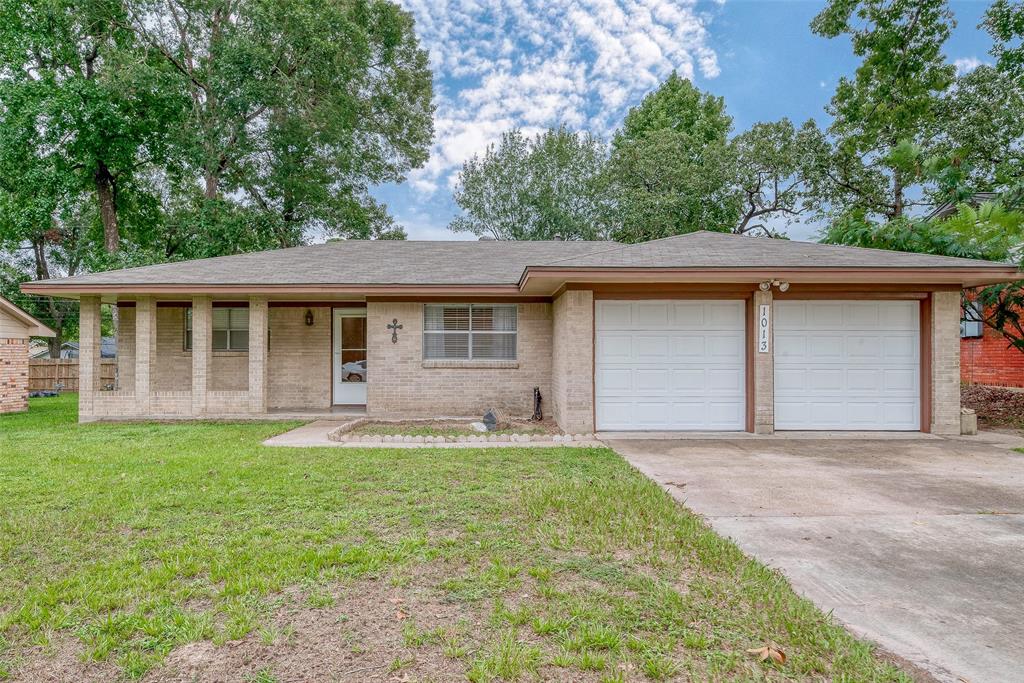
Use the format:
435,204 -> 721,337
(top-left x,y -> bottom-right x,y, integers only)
759,280 -> 790,292
304,309 -> 314,326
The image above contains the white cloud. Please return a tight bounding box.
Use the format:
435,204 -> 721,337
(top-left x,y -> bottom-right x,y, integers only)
399,0 -> 721,195
954,56 -> 985,75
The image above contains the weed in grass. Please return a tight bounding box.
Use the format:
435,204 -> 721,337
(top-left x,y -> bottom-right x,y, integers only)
244,667 -> 278,683
467,630 -> 541,682
389,654 -> 415,672
642,652 -> 681,680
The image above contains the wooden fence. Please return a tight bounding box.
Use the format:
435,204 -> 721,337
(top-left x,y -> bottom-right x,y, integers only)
28,359 -> 117,392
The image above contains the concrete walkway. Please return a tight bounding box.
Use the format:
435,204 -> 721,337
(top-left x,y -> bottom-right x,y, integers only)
607,434 -> 1024,683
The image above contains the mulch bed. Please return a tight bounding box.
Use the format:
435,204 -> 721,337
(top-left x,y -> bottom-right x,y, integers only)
962,384 -> 1024,429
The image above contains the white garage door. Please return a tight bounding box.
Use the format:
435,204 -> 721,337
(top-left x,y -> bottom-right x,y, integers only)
595,300 -> 746,430
774,300 -> 920,430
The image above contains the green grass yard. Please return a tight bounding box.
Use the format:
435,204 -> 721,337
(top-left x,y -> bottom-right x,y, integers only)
0,395 -> 914,681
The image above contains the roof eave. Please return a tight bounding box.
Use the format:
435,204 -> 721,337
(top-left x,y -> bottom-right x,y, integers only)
519,266 -> 1022,293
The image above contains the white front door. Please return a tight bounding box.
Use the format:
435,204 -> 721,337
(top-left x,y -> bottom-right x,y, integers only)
595,300 -> 746,430
333,308 -> 367,405
774,300 -> 920,430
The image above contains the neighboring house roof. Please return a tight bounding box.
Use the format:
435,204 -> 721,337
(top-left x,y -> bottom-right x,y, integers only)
0,296 -> 56,336
31,338 -> 117,359
926,192 -> 1001,221
21,231 -> 1020,297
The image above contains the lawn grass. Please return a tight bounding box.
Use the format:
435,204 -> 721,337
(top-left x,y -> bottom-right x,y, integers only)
0,395 -> 912,681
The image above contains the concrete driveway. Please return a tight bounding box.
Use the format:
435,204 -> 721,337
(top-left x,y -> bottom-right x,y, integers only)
607,433 -> 1024,683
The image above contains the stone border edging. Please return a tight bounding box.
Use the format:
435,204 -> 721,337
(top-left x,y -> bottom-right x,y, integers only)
326,417 -> 595,445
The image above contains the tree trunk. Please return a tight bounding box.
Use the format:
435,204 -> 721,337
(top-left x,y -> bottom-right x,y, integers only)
204,172 -> 218,199
95,161 -> 119,251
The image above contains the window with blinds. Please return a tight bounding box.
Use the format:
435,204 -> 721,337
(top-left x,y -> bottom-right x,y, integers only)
423,304 -> 517,360
185,307 -> 250,351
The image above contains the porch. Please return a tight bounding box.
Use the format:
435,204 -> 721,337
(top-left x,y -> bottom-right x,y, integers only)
78,296 -> 368,422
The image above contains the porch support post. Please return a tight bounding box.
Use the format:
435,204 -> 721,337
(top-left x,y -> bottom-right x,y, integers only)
753,289 -> 774,435
79,295 -> 102,420
930,290 -> 961,435
134,296 -> 156,412
248,296 -> 268,414
191,296 -> 211,415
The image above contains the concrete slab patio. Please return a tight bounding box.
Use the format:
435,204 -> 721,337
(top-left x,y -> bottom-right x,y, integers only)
607,434 -> 1024,683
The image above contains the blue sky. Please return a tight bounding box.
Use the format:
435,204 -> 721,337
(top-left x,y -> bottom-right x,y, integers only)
377,0 -> 997,243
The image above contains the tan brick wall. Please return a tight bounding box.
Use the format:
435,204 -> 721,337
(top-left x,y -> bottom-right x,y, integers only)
268,307 -> 331,410
366,302 -> 552,418
753,290 -> 773,434
551,290 -> 594,433
931,290 -> 962,435
0,337 -> 30,414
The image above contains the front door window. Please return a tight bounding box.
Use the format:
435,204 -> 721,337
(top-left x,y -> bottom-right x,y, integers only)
333,308 -> 367,405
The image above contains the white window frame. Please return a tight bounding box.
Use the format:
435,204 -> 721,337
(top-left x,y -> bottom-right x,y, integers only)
961,300 -> 983,339
422,304 -> 517,360
185,307 -> 250,351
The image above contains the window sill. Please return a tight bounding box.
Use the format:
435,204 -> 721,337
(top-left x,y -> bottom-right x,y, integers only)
183,350 -> 249,356
422,360 -> 519,369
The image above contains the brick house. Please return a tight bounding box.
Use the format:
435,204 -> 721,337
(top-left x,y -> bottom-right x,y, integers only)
21,232 -> 1019,434
960,297 -> 1024,388
0,296 -> 56,414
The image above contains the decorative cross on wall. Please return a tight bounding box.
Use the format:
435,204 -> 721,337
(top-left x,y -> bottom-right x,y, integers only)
387,318 -> 403,344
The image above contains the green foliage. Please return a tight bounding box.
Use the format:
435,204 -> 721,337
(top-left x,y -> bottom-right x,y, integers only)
125,0 -> 432,242
450,126 -> 611,240
811,0 -> 957,221
607,73 -> 739,242
732,119 -> 829,235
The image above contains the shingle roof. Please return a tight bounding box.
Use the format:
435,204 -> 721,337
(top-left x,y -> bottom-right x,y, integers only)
538,231 -> 1013,270
26,231 -> 1015,289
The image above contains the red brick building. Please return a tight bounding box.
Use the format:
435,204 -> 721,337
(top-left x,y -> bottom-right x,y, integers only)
960,300 -> 1024,388
0,296 -> 55,414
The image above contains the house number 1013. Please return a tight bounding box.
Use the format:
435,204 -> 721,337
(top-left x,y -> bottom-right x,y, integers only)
758,304 -> 770,353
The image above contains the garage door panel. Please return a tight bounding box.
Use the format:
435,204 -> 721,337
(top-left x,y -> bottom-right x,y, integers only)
775,367 -> 806,391
669,368 -> 706,392
597,367 -> 632,393
597,334 -> 632,360
809,304 -> 846,328
775,333 -> 808,358
707,368 -> 743,392
807,334 -> 846,359
775,301 -> 919,430
596,300 -> 745,431
670,336 -> 706,358
635,369 -> 669,393
672,302 -> 704,327
880,301 -> 919,328
843,303 -> 880,327
634,335 -> 669,361
806,369 -> 845,391
883,369 -> 917,393
706,302 -> 745,328
636,302 -> 670,327
847,335 -> 882,359
707,334 -> 743,359
847,368 -> 881,391
883,335 -> 917,360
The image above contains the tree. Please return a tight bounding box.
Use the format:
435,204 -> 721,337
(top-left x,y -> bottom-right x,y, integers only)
0,0 -> 183,257
811,0 -> 957,222
126,0 -> 433,242
607,73 -> 739,242
449,127 -> 611,241
731,119 -> 829,236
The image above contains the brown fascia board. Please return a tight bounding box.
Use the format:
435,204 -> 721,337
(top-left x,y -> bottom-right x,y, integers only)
518,266 -> 1023,291
19,282 -> 525,298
